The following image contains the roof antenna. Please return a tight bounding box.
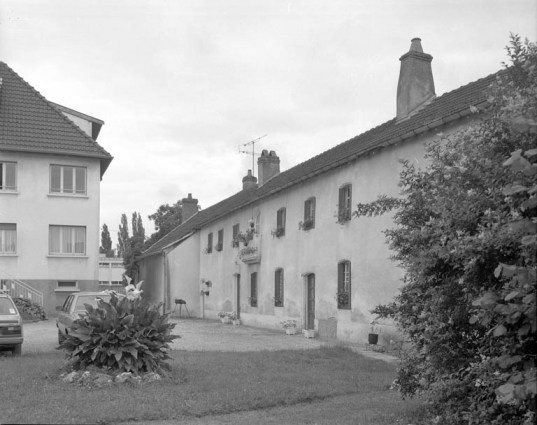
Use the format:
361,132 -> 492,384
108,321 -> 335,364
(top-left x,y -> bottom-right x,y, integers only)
238,134 -> 267,177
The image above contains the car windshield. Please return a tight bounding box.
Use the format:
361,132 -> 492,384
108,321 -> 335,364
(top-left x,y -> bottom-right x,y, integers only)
0,297 -> 17,315
74,295 -> 111,312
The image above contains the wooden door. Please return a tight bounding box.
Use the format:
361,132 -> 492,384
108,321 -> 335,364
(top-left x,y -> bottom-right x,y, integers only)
236,274 -> 241,319
306,274 -> 315,330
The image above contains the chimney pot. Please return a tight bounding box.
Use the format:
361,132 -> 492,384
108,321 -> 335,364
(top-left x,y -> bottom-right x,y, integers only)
257,150 -> 280,187
242,169 -> 258,190
181,193 -> 199,222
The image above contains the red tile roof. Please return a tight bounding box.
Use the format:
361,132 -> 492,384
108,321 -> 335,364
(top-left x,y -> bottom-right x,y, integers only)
0,62 -> 113,176
139,70 -> 502,259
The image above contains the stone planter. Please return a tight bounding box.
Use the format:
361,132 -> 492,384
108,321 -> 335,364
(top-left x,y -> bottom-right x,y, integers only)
285,328 -> 297,335
304,329 -> 315,338
232,319 -> 241,325
221,317 -> 231,324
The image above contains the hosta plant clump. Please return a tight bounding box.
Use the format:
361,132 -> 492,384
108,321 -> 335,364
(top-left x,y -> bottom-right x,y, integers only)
60,286 -> 179,375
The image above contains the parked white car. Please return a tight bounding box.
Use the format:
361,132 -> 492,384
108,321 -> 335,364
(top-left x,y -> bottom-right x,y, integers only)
0,291 -> 24,356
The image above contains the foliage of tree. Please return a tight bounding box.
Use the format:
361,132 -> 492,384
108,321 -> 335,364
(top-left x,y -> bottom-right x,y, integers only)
100,224 -> 113,255
144,200 -> 184,249
116,213 -> 130,259
354,36 -> 536,424
123,212 -> 145,280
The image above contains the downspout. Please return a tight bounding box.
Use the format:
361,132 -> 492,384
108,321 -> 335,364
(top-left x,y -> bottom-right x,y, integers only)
162,250 -> 169,313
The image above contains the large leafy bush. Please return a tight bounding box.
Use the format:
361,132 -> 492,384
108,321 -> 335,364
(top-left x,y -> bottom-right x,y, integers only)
13,297 -> 47,320
60,291 -> 179,374
355,36 -> 536,424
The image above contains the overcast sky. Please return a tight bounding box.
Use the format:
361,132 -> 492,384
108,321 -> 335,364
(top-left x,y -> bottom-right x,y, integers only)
1,0 -> 536,241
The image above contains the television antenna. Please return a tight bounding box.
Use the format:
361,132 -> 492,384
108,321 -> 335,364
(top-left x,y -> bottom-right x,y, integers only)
238,134 -> 267,177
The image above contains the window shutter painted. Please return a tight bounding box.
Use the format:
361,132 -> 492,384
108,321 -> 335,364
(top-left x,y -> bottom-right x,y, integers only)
63,167 -> 74,193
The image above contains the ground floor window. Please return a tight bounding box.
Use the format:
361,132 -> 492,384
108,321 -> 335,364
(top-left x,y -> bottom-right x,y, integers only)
337,261 -> 351,309
274,269 -> 284,307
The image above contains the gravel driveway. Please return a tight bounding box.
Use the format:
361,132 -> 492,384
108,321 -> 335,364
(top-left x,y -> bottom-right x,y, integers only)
15,317 -> 396,363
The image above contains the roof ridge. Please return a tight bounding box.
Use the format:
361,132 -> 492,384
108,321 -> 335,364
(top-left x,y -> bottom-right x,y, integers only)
138,67 -> 504,259
0,62 -> 112,159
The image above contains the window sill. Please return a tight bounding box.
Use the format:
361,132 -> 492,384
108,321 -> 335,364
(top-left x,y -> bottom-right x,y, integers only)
47,193 -> 89,199
47,255 -> 88,258
54,288 -> 80,292
0,253 -> 18,257
0,190 -> 19,195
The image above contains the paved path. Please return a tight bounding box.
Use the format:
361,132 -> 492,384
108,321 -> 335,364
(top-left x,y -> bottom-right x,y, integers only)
14,317 -> 397,364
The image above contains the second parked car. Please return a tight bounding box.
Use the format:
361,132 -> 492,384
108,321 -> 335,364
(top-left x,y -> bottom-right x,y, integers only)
56,292 -> 115,344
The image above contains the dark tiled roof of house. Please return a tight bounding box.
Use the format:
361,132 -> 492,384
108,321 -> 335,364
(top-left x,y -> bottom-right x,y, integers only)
0,62 -> 113,176
139,70 -> 501,259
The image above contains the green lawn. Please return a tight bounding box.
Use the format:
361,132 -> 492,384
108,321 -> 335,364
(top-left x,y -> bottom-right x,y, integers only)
0,346 -> 426,424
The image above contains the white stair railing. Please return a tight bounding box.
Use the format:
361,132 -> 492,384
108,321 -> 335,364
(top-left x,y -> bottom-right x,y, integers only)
0,269 -> 44,306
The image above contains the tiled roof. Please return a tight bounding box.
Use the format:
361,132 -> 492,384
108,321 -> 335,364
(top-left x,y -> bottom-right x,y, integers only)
0,62 -> 113,176
139,70 -> 501,259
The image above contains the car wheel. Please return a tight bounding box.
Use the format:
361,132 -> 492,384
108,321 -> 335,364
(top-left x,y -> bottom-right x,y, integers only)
58,329 -> 67,345
12,344 -> 22,356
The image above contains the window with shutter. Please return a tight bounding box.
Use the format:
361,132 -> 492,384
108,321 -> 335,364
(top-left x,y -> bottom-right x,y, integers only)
337,261 -> 351,309
274,269 -> 284,307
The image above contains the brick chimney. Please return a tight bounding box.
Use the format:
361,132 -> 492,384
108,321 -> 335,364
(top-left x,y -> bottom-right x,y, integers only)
181,193 -> 198,222
257,150 -> 280,187
242,169 -> 258,190
396,38 -> 435,122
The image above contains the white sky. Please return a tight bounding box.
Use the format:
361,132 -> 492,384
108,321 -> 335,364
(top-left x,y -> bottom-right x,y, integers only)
1,0 -> 536,240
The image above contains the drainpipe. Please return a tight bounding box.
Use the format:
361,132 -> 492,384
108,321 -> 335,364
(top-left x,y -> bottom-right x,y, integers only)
162,250 -> 169,313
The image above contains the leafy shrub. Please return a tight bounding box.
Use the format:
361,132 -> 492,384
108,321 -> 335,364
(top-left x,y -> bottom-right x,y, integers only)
13,297 -> 47,320
60,293 -> 179,374
357,36 -> 536,424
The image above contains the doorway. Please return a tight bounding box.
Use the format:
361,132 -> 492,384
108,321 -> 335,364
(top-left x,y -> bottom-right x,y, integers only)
236,273 -> 241,319
306,273 -> 315,330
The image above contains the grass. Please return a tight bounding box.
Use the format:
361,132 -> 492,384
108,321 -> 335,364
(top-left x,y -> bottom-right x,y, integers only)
0,346 -> 426,424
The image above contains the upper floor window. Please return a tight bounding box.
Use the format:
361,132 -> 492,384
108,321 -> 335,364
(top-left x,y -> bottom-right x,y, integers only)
232,224 -> 240,248
0,162 -> 17,191
337,260 -> 351,309
216,229 -> 224,251
49,225 -> 86,255
50,165 -> 86,195
206,232 -> 213,253
300,197 -> 316,230
337,184 -> 352,224
274,268 -> 284,307
0,224 -> 16,254
272,207 -> 286,238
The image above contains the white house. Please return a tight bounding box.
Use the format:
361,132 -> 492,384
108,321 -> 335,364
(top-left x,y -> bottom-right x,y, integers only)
0,62 -> 113,316
135,39 -> 497,345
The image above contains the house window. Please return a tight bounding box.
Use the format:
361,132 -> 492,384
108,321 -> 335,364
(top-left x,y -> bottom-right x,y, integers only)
56,281 -> 78,292
338,184 -> 352,223
206,232 -> 213,253
232,224 -> 240,247
301,197 -> 316,230
216,229 -> 224,251
337,261 -> 351,309
49,226 -> 86,255
50,165 -> 86,195
0,224 -> 16,254
0,162 -> 17,191
250,272 -> 258,307
276,208 -> 286,236
274,268 -> 284,307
